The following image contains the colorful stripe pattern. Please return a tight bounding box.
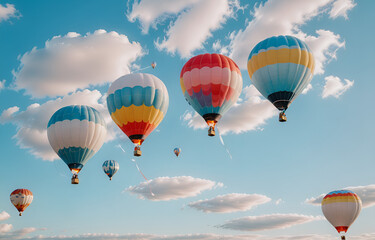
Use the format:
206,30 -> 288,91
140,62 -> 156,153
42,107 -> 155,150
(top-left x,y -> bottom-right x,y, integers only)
321,190 -> 362,233
47,105 -> 107,172
107,73 -> 169,142
10,189 -> 33,215
102,160 -> 119,179
180,53 -> 242,121
247,35 -> 315,110
174,148 -> 181,157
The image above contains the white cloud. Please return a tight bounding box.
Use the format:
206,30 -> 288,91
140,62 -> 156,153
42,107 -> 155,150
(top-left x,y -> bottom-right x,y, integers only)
301,84 -> 313,95
0,224 -> 12,233
0,212 -> 10,221
302,30 -> 345,75
218,214 -> 322,232
13,30 -> 143,98
227,0 -> 348,74
0,90 -> 120,161
126,176 -> 222,201
212,40 -> 229,55
182,85 -> 277,135
127,0 -> 201,33
322,75 -> 354,98
329,0 -> 356,19
0,80 -> 5,91
306,184 -> 375,208
188,193 -> 271,213
155,0 -> 239,58
275,199 -> 283,205
0,3 -> 18,22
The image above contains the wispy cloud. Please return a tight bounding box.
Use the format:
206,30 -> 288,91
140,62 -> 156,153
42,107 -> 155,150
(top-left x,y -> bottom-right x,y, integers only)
188,193 -> 271,213
126,176 -> 222,201
128,0 -> 241,58
322,75 -> 354,98
0,212 -> 10,221
13,30 -> 143,98
217,214 -> 323,232
329,0 -> 356,19
0,3 -> 19,22
0,80 -> 5,91
155,0 -> 240,58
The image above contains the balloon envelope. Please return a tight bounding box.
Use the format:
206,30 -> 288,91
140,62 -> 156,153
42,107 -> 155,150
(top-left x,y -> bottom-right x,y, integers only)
321,190 -> 362,234
107,73 -> 169,146
174,148 -> 181,157
47,105 -> 107,174
247,35 -> 315,111
10,189 -> 33,216
102,160 -> 119,180
180,53 -> 242,125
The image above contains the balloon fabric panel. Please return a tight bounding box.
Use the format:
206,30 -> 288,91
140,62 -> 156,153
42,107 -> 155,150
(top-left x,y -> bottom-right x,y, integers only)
180,53 -> 242,120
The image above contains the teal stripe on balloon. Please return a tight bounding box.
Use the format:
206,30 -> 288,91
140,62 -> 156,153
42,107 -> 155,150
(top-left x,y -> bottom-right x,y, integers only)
47,105 -> 105,127
57,147 -> 95,167
251,63 -> 312,97
184,91 -> 233,117
107,86 -> 167,114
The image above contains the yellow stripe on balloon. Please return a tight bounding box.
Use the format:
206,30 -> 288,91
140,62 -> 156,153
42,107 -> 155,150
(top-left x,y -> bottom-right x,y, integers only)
111,105 -> 165,126
180,77 -> 186,94
247,48 -> 315,78
322,196 -> 359,205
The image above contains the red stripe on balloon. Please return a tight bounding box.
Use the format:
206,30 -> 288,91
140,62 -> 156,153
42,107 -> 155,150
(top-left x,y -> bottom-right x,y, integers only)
335,226 -> 349,233
323,192 -> 358,200
119,121 -> 156,139
10,189 -> 33,196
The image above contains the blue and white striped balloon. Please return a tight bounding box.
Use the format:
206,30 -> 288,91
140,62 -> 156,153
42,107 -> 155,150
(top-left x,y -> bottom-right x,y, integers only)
102,160 -> 119,180
47,105 -> 107,175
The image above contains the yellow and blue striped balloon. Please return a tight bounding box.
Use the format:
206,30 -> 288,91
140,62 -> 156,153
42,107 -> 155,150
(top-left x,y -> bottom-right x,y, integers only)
247,35 -> 315,111
106,73 -> 169,151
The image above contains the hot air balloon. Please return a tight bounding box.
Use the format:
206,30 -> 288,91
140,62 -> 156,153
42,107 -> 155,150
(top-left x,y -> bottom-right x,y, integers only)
151,61 -> 157,69
322,190 -> 362,240
247,35 -> 315,122
180,53 -> 243,136
107,73 -> 169,156
102,160 -> 119,180
174,148 -> 181,157
10,189 -> 33,216
47,105 -> 107,184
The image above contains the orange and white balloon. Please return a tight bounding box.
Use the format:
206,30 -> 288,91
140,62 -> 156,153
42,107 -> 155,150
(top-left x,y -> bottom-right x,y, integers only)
10,189 -> 33,216
322,190 -> 362,239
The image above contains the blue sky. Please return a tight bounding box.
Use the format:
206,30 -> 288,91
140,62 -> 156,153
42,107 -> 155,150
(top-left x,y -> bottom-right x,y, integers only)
0,0 -> 375,239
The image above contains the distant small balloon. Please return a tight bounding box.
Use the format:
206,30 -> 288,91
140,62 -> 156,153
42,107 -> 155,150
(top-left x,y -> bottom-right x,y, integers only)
174,148 -> 181,157
102,160 -> 119,180
151,61 -> 157,69
10,189 -> 33,216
